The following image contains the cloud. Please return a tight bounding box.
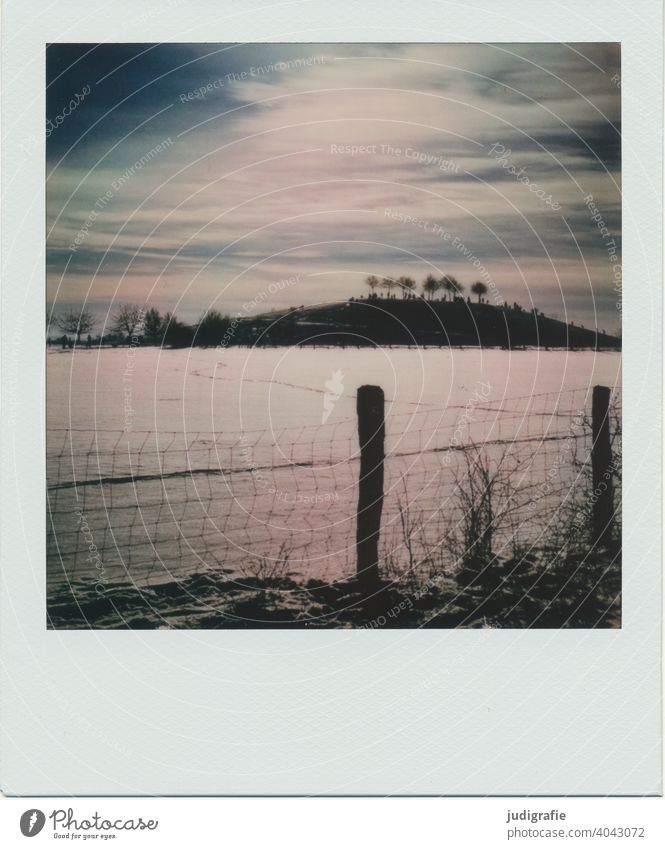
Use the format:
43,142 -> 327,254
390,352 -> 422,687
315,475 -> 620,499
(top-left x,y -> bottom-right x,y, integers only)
47,43 -> 621,328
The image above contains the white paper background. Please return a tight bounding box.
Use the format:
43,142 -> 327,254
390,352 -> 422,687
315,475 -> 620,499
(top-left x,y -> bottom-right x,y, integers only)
1,0 -> 661,795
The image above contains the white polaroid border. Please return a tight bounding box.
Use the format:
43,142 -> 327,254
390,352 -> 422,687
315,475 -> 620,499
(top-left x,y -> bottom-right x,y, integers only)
1,0 -> 661,795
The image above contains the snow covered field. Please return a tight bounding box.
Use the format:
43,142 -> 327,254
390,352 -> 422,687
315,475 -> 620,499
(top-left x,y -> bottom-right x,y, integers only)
46,346 -> 621,617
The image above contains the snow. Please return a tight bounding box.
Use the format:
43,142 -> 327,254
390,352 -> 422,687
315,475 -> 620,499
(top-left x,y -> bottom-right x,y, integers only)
47,346 -> 621,599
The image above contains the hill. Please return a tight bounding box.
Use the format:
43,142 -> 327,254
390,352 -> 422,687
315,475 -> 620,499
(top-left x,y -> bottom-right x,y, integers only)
230,297 -> 621,350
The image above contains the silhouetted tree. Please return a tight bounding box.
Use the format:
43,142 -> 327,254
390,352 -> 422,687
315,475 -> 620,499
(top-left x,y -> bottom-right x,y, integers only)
195,309 -> 231,347
441,274 -> 462,301
111,303 -> 144,338
365,275 -> 380,296
143,307 -> 163,342
162,313 -> 194,348
55,307 -> 97,344
422,274 -> 439,301
160,311 -> 174,345
471,281 -> 488,303
381,276 -> 397,298
398,276 -> 416,298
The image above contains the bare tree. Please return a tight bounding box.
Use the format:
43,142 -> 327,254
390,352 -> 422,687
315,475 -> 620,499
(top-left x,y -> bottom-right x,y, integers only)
422,274 -> 439,300
111,303 -> 144,338
471,281 -> 488,303
452,442 -> 527,567
55,307 -> 97,344
364,275 -> 381,296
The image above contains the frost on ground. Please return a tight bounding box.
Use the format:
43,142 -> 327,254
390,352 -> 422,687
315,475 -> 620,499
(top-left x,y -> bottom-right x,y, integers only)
47,347 -> 621,629
48,548 -> 620,630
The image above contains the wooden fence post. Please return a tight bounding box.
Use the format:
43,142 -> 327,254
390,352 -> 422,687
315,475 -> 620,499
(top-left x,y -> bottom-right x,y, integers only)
356,385 -> 385,588
591,385 -> 614,548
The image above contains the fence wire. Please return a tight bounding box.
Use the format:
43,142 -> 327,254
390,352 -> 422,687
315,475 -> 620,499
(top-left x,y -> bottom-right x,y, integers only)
47,386 -> 621,606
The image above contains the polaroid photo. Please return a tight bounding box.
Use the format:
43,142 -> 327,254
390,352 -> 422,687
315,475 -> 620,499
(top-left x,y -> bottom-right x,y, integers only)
1,0 -> 661,797
44,42 -> 623,632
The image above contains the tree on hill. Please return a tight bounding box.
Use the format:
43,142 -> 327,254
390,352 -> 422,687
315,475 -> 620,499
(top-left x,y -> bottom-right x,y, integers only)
381,276 -> 398,297
397,276 -> 416,298
55,307 -> 97,344
365,275 -> 381,295
441,274 -> 462,300
471,281 -> 489,303
422,274 -> 440,300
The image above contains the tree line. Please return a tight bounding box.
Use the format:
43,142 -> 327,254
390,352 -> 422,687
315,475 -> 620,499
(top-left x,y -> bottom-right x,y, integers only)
47,304 -> 232,348
48,275 -> 493,351
363,274 -> 489,302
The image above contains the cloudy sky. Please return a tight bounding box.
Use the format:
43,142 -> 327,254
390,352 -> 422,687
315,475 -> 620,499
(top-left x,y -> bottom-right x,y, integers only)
46,43 -> 621,330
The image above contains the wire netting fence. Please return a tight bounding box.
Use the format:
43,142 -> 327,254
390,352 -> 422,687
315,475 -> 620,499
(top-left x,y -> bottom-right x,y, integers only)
47,384 -> 621,609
